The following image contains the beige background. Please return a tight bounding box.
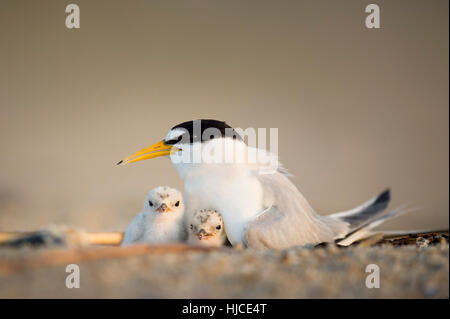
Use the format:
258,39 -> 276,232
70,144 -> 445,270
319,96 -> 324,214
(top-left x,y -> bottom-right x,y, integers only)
0,0 -> 448,232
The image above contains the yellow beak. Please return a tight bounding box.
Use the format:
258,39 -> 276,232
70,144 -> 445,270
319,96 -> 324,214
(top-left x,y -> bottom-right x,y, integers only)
117,140 -> 179,165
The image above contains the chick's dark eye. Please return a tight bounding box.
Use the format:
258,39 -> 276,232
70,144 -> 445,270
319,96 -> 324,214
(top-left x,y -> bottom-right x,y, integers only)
175,201 -> 180,207
216,225 -> 221,230
149,201 -> 153,207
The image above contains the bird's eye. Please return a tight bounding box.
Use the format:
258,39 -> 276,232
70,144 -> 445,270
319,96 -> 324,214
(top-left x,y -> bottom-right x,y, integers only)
149,201 -> 153,206
210,135 -> 214,139
175,201 -> 180,207
190,224 -> 193,230
216,225 -> 221,230
165,136 -> 182,145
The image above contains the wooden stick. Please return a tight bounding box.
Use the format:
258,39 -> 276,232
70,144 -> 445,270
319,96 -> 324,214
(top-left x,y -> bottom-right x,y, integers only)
0,231 -> 124,246
88,232 -> 123,245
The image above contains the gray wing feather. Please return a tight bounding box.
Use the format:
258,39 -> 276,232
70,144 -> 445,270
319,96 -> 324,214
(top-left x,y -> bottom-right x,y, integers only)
329,189 -> 390,231
244,172 -> 349,249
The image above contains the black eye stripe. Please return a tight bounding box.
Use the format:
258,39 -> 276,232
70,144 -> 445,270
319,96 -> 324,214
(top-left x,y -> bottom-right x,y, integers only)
164,135 -> 183,145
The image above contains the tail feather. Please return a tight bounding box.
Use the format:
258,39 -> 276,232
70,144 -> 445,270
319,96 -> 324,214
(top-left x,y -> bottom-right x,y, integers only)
330,189 -> 391,231
360,203 -> 413,230
336,204 -> 416,246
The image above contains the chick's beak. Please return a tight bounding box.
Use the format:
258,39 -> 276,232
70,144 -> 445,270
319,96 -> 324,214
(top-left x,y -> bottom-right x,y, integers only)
197,229 -> 212,240
156,203 -> 170,213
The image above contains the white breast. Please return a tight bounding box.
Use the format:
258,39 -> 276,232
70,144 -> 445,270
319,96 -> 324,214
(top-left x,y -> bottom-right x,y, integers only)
143,216 -> 184,243
170,138 -> 275,245
181,165 -> 264,245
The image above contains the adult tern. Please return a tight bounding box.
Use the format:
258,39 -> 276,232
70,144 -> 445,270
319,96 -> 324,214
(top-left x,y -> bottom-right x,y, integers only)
118,119 -> 401,249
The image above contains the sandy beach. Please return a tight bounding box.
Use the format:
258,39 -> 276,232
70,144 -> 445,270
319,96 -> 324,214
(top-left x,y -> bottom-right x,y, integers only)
0,237 -> 447,298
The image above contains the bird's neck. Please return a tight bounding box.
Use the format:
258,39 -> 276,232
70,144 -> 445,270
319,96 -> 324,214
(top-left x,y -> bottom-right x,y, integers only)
144,210 -> 183,222
170,139 -> 259,180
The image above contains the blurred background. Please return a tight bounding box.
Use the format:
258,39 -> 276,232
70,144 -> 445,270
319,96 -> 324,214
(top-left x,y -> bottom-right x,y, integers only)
0,0 -> 448,232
